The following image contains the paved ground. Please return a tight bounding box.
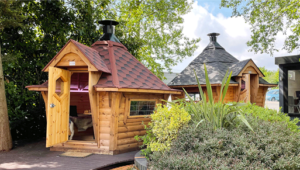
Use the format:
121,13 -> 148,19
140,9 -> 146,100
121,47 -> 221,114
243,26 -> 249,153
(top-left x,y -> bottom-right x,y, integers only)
0,139 -> 137,170
265,101 -> 280,111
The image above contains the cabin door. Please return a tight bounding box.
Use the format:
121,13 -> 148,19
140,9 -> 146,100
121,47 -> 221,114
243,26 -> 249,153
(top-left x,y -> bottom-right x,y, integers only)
239,74 -> 250,102
46,67 -> 71,147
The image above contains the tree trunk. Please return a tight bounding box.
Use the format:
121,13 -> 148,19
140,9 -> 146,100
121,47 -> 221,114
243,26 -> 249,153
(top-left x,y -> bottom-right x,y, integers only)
0,45 -> 12,151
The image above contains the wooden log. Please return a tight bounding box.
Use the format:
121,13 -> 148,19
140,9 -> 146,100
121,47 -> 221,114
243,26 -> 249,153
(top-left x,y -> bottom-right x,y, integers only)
99,127 -> 110,133
118,115 -> 124,121
117,142 -> 143,151
126,118 -> 152,123
118,130 -> 147,139
118,121 -> 151,127
117,138 -> 139,145
126,122 -> 151,127
99,115 -> 111,121
118,125 -> 145,133
99,108 -> 112,115
99,133 -> 110,140
250,74 -> 259,103
99,121 -> 110,127
99,140 -> 110,146
65,140 -> 97,146
109,92 -> 122,151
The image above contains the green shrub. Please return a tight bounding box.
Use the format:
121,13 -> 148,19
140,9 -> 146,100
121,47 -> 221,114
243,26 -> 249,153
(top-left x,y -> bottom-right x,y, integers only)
149,116 -> 300,170
240,102 -> 300,133
178,64 -> 252,131
135,104 -> 191,156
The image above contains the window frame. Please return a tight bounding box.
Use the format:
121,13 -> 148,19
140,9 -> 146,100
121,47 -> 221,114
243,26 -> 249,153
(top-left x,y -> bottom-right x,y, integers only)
128,99 -> 157,118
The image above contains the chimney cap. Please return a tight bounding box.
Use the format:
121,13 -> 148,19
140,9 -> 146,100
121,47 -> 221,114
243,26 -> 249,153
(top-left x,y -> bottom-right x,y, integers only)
98,20 -> 119,26
207,33 -> 220,37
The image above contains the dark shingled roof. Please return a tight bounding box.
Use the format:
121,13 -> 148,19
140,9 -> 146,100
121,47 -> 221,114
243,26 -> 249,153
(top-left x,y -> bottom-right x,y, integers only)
228,59 -> 251,77
168,33 -> 270,86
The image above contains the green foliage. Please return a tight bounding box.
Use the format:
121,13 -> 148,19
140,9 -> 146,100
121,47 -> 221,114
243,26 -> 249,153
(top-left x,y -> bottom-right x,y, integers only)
259,67 -> 279,88
134,124 -> 154,158
115,0 -> 200,79
240,102 -> 300,133
221,0 -> 300,55
135,104 -> 190,157
149,116 -> 300,169
0,0 -> 199,140
0,0 -> 25,30
150,104 -> 191,152
181,64 -> 252,131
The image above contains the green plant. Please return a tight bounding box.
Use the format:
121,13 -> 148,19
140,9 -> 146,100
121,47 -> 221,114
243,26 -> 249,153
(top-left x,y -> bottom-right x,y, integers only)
149,116 -> 300,170
180,64 -> 252,131
135,104 -> 191,156
240,102 -> 300,132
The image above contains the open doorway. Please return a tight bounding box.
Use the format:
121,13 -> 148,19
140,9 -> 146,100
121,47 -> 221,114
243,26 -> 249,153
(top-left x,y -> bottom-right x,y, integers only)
68,72 -> 94,141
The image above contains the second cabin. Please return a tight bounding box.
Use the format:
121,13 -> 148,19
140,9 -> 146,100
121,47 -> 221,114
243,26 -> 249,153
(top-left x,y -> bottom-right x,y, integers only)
26,20 -> 181,155
168,33 -> 277,106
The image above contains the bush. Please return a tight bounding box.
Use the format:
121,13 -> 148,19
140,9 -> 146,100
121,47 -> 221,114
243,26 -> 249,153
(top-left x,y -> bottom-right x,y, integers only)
135,104 -> 191,156
149,116 -> 300,170
240,102 -> 300,133
180,64 -> 252,131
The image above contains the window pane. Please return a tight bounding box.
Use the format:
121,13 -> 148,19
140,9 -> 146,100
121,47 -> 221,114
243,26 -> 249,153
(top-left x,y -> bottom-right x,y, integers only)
130,101 -> 156,116
288,70 -> 300,113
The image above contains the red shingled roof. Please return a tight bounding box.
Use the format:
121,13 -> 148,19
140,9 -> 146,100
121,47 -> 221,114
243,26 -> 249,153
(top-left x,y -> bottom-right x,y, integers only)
31,39 -> 175,91
91,41 -> 173,90
42,40 -> 111,74
71,40 -> 111,73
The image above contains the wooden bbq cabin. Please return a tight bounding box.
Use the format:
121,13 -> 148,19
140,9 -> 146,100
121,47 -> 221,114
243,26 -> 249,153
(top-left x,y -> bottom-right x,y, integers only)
169,33 -> 277,106
26,20 -> 181,155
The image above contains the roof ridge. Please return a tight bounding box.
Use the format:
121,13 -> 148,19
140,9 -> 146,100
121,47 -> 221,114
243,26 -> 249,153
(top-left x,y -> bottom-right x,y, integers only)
71,39 -> 100,53
107,41 -> 120,88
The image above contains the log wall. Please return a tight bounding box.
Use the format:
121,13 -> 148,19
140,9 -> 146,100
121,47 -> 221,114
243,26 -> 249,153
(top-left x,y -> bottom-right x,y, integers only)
255,86 -> 268,107
97,92 -> 169,154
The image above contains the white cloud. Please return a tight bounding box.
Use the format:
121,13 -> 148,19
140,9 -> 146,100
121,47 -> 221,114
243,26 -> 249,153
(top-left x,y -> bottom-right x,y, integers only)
171,1 -> 299,73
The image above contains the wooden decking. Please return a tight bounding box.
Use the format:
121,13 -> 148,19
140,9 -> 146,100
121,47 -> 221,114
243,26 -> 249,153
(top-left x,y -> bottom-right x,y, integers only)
0,139 -> 137,170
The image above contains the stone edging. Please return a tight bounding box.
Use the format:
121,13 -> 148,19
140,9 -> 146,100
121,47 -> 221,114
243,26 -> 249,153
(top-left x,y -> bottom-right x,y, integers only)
134,151 -> 147,170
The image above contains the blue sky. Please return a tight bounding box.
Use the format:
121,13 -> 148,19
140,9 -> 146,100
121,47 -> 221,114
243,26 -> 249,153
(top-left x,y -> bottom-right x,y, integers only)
170,0 -> 298,73
196,0 -> 233,17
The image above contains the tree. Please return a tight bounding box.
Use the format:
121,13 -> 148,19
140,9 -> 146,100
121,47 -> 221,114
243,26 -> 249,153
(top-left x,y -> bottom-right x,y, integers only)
0,0 -> 26,151
115,0 -> 200,79
221,0 -> 300,55
0,0 -> 199,141
259,67 -> 279,88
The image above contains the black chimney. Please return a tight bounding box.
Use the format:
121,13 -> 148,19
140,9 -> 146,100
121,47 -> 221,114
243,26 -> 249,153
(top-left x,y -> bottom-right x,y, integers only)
98,20 -> 120,43
204,32 -> 224,50
208,33 -> 220,42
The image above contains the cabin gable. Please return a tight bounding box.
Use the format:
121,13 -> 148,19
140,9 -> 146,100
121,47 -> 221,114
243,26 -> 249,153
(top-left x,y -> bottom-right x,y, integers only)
43,42 -> 98,72
238,60 -> 264,77
56,53 -> 88,67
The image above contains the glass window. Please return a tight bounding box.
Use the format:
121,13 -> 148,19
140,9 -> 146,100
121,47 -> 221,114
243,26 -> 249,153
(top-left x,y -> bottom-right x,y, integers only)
130,101 -> 156,116
288,70 -> 300,113
241,80 -> 246,91
186,93 -> 201,101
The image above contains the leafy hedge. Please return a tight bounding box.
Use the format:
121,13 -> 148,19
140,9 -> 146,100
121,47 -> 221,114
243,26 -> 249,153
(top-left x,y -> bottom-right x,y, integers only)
240,103 -> 300,132
135,104 -> 190,157
149,116 -> 300,170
